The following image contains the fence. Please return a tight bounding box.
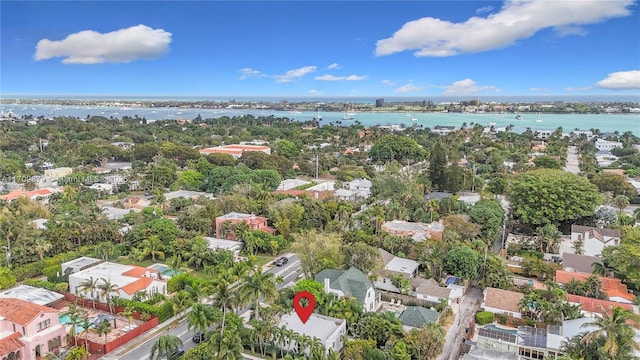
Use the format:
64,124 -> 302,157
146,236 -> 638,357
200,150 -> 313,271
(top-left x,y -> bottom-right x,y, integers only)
380,291 -> 442,310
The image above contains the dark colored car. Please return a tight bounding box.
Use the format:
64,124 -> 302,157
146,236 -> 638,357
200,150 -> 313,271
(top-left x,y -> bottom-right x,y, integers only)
193,332 -> 207,343
161,347 -> 185,360
275,256 -> 289,266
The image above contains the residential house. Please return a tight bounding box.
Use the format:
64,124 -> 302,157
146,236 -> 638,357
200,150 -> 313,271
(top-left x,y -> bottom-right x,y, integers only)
68,261 -> 168,301
561,253 -> 602,274
122,196 -> 151,210
382,220 -> 445,241
416,283 -> 453,305
481,288 -> 524,319
398,306 -> 440,331
0,298 -> 67,360
278,312 -> 346,354
215,212 -> 276,239
565,294 -> 636,318
0,187 -> 63,204
0,285 -> 64,308
277,179 -> 311,191
432,125 -> 456,136
555,270 -> 634,304
164,190 -> 216,202
343,178 -> 372,198
89,183 -> 115,195
92,162 -> 132,174
595,151 -> 619,167
203,237 -> 244,256
110,142 -> 134,150
334,188 -> 356,201
374,249 -> 419,293
595,138 -> 623,151
315,267 -> 378,312
61,257 -> 103,275
567,225 -> 621,256
43,167 -> 73,184
535,130 -> 553,140
199,144 -> 271,159
100,206 -> 136,221
424,192 -> 452,201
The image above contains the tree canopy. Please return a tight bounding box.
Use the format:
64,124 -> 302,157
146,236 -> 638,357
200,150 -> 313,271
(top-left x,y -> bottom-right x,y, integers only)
369,135 -> 426,163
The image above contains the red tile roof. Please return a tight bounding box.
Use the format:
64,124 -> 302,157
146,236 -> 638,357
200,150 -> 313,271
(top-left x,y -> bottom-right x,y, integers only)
0,298 -> 59,326
0,332 -> 24,356
566,294 -> 634,316
122,266 -> 159,278
120,277 -> 153,295
555,270 -> 634,301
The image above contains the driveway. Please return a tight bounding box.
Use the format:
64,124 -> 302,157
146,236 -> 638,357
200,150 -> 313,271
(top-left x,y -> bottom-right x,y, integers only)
437,284 -> 483,360
564,146 -> 580,174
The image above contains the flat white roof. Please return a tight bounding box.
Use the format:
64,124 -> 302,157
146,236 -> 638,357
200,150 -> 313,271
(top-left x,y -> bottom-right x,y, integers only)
280,312 -> 344,343
69,262 -> 150,290
62,256 -> 102,273
278,179 -> 311,191
0,285 -> 64,306
307,181 -> 335,192
385,257 -> 419,274
204,237 -> 244,251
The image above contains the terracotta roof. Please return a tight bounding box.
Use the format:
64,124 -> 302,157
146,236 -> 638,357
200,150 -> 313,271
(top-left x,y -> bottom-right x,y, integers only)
567,294 -> 634,316
483,288 -> 524,313
555,270 -> 634,301
0,298 -> 59,326
0,332 -> 24,356
0,188 -> 55,201
122,266 -> 159,278
120,277 -> 153,295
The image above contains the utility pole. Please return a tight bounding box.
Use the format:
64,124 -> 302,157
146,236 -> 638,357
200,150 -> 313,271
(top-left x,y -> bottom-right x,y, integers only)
315,155 -> 319,180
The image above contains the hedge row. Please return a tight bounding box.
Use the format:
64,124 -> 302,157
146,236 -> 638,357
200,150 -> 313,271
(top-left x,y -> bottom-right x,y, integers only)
12,246 -> 95,281
112,297 -> 174,323
476,311 -> 495,325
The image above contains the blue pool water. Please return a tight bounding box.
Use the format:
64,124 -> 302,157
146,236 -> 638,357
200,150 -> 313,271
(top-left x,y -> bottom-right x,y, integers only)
149,264 -> 183,277
59,314 -> 71,324
484,324 -> 518,334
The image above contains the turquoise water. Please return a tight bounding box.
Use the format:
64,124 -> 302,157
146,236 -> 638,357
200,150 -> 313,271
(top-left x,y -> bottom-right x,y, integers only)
484,324 -> 518,334
59,314 -> 71,324
149,264 -> 182,277
3,104 -> 639,134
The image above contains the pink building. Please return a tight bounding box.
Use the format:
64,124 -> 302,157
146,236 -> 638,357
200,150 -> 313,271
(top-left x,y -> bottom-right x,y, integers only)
0,298 -> 66,360
215,212 -> 276,240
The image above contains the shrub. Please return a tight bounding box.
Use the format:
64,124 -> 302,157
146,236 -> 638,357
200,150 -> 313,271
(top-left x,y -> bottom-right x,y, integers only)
476,311 -> 495,325
495,313 -> 507,325
43,265 -> 62,282
0,267 -> 17,290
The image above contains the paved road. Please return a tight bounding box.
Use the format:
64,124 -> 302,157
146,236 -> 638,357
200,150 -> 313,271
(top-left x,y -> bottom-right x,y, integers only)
437,284 -> 483,360
113,254 -> 302,360
564,146 -> 580,174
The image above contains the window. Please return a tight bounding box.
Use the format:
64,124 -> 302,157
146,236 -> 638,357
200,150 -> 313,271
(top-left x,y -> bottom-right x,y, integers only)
37,318 -> 51,332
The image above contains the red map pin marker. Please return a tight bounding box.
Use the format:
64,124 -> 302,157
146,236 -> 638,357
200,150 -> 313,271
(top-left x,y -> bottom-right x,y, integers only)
293,291 -> 316,324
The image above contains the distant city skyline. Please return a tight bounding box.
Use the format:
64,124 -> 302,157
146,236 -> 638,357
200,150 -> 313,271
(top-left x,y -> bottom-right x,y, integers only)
1,1 -> 640,97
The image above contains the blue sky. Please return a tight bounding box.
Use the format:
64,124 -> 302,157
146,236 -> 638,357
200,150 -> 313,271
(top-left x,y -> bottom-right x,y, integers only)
1,0 -> 640,97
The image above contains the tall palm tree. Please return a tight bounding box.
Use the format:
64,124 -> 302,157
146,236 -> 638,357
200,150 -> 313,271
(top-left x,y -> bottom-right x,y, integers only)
170,290 -> 193,318
61,304 -> 83,347
94,319 -> 112,346
210,325 -> 244,360
240,267 -> 282,321
211,272 -> 237,335
581,306 -> 640,359
97,278 -> 120,313
77,277 -> 99,309
138,235 -> 165,262
150,334 -> 183,360
187,303 -> 217,335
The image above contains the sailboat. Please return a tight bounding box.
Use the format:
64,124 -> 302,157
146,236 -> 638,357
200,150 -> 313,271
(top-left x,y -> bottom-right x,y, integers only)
535,112 -> 542,122
411,113 -> 418,121
342,111 -> 354,120
316,108 -> 322,121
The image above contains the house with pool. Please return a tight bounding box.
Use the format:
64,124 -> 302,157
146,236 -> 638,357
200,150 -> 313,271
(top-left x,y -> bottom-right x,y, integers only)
0,298 -> 66,360
68,261 -> 169,301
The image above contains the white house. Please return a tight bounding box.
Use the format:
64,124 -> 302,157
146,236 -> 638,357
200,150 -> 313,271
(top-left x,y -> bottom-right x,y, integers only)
203,237 -> 244,256
315,267 -> 378,312
432,125 -> 456,136
344,178 -> 372,198
68,261 -> 168,300
278,312 -> 347,354
569,225 -> 620,256
481,288 -> 524,319
595,138 -> 623,151
334,188 -> 356,201
374,249 -> 419,293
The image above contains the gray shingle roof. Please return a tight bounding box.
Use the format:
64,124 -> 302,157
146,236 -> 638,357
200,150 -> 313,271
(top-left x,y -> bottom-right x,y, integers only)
399,306 -> 440,328
315,267 -> 373,305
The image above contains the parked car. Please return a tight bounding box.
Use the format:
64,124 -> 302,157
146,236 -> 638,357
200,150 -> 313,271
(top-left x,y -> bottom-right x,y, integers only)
161,347 -> 184,360
193,332 -> 208,343
275,256 -> 289,266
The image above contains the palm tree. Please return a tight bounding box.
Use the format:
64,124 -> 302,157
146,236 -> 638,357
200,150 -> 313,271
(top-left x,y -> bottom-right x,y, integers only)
211,272 -> 237,335
150,334 -> 183,360
170,290 -> 193,318
77,277 -> 99,309
210,325 -> 244,360
97,278 -> 120,313
187,303 -> 218,335
581,306 -> 640,359
138,235 -> 165,262
536,223 -> 562,254
63,346 -> 88,360
94,319 -> 112,347
240,267 -> 282,321
61,304 -> 83,347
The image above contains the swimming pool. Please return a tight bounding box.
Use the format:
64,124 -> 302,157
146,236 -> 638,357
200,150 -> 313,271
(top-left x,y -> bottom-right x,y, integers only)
484,324 -> 518,334
59,314 -> 72,324
148,264 -> 183,278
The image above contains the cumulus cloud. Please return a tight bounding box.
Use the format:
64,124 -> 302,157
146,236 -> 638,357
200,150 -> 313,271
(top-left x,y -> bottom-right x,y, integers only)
274,66 -> 317,83
381,80 -> 397,86
328,63 -> 341,69
35,24 -> 171,64
595,70 -> 640,90
315,74 -> 368,81
375,0 -> 633,57
238,68 -> 261,80
394,84 -> 423,93
309,89 -> 323,95
441,79 -> 500,95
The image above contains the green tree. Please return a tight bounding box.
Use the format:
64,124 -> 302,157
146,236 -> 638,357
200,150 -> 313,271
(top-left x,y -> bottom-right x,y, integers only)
0,267 -> 16,289
481,254 -> 513,289
507,169 -> 600,226
291,231 -> 344,278
240,267 -> 281,320
63,346 -> 88,360
429,141 -> 447,191
444,246 -> 480,280
343,242 -> 380,275
590,173 -> 638,198
94,319 -> 112,343
150,334 -> 183,360
369,134 -> 426,163
405,323 -> 446,360
533,155 -> 562,169
187,303 -> 218,335
468,200 -> 505,241
581,306 -> 640,359
613,194 -> 630,214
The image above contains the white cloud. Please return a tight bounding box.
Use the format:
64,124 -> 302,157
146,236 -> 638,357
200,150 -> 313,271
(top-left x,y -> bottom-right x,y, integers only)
315,74 -> 368,81
375,0 -> 633,57
274,66 -> 317,83
441,78 -> 500,95
238,68 -> 261,80
309,89 -> 323,95
554,25 -> 588,37
565,86 -> 593,91
528,87 -> 547,92
476,6 -> 494,14
328,63 -> 341,69
35,24 -> 171,64
394,84 -> 423,93
381,79 -> 397,86
595,70 -> 640,90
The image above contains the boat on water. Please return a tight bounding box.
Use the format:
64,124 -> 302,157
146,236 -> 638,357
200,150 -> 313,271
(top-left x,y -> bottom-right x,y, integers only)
515,114 -> 523,120
342,111 -> 354,120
